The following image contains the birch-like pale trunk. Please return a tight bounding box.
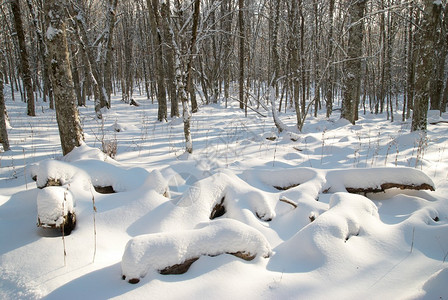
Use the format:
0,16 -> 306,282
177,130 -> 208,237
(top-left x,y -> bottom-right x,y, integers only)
0,70 -> 10,151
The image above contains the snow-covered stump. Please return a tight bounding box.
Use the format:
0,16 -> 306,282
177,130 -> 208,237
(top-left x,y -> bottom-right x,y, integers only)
37,186 -> 76,235
121,219 -> 272,284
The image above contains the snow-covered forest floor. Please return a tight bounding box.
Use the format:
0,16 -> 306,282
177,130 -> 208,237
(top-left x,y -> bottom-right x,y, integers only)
1,90 -> 448,299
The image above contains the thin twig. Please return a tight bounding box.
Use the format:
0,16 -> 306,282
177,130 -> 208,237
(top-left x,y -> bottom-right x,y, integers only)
89,185 -> 97,263
62,189 -> 67,267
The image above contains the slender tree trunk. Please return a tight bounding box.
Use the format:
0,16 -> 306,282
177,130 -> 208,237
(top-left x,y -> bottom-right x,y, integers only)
10,0 -> 35,116
103,0 -> 118,108
161,3 -> 179,118
238,0 -> 245,110
299,1 -> 306,115
412,0 -> 440,131
288,0 -> 302,130
147,0 -> 167,121
407,3 -> 416,119
430,2 -> 444,110
25,0 -> 52,108
325,0 -> 335,118
221,0 -> 232,108
44,0 -> 84,155
0,70 -> 10,151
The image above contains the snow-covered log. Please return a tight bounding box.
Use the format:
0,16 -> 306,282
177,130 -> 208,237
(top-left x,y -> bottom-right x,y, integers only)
37,186 -> 76,235
324,167 -> 435,194
121,219 -> 272,283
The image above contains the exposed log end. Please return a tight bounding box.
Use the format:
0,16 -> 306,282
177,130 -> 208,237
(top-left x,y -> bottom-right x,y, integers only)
210,197 -> 226,220
128,278 -> 140,284
94,185 -> 116,194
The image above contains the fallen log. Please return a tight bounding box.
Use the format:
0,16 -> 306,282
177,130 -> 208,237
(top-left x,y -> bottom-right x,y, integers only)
346,182 -> 435,194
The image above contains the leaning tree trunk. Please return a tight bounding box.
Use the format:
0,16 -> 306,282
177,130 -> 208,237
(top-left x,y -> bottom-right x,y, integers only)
0,71 -> 10,151
341,0 -> 367,125
10,0 -> 35,116
44,0 -> 84,156
411,0 -> 440,132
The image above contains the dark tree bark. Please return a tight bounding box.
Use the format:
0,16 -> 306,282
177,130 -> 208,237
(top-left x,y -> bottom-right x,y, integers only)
238,0 -> 245,110
412,0 -> 440,131
44,0 -> 84,155
341,0 -> 367,124
188,0 -> 201,114
287,0 -> 302,130
325,0 -> 335,118
429,2 -> 444,111
103,0 -> 119,107
147,0 -> 167,121
161,2 -> 179,118
10,0 -> 35,116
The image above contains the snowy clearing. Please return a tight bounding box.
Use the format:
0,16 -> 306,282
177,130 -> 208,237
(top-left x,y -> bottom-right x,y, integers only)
0,94 -> 447,299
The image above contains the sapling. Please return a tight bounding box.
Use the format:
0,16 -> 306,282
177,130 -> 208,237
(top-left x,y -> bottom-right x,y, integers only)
415,132 -> 429,169
320,129 -> 326,164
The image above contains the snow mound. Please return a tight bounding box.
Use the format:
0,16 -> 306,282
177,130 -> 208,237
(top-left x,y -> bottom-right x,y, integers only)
37,186 -> 74,227
416,267 -> 448,299
160,171 -> 279,231
62,143 -> 113,163
271,192 -> 379,271
121,218 -> 272,283
31,159 -> 90,190
31,151 -> 149,193
324,167 -> 435,193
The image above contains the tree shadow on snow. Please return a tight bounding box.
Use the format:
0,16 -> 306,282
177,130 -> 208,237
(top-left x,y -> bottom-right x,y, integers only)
0,189 -> 41,254
43,263 -> 133,300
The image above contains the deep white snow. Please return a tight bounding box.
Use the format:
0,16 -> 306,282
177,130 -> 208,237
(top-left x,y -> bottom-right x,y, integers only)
0,89 -> 447,299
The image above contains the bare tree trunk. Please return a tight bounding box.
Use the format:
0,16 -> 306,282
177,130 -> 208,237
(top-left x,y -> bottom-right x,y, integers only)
407,3 -> 416,119
270,0 -> 285,132
341,0 -> 367,124
147,0 -> 167,121
299,1 -> 306,115
25,0 -> 52,108
429,2 -> 444,111
45,0 -> 84,155
103,0 -> 118,108
221,0 -> 233,108
10,0 -> 35,116
0,70 -> 10,151
166,0 -> 199,154
288,0 -> 302,130
325,0 -> 335,118
411,0 -> 440,131
161,3 -> 179,118
238,0 -> 245,111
